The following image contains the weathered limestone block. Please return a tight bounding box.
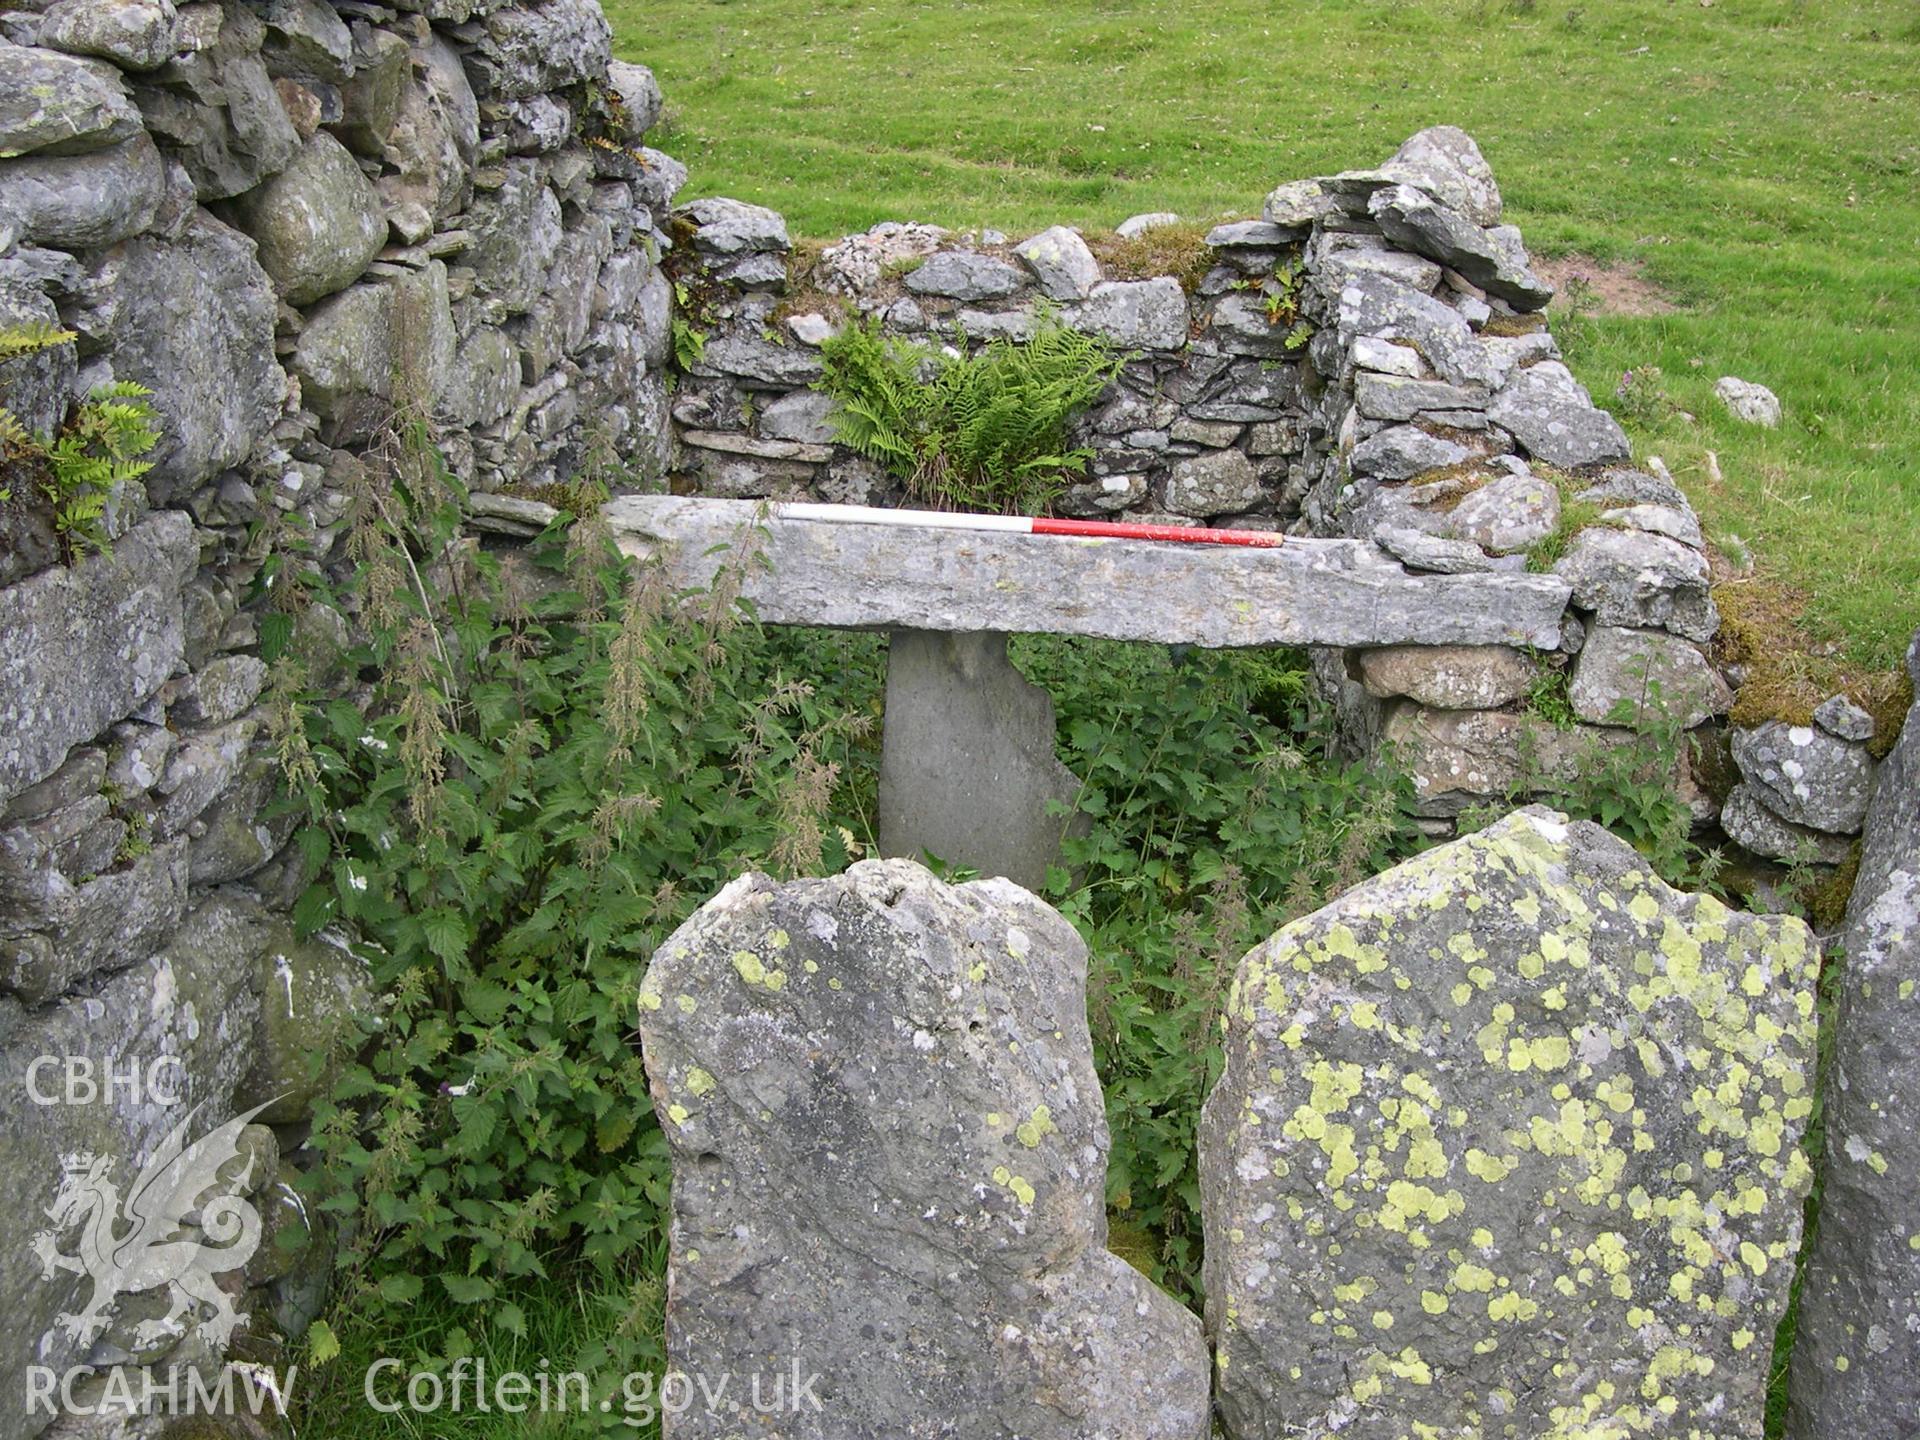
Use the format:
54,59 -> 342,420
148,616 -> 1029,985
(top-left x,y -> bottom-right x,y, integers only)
1164,447 -> 1262,517
1069,277 -> 1188,350
0,280 -> 74,446
98,209 -> 287,499
1014,224 -> 1101,301
291,260 -> 455,436
1369,185 -> 1552,310
37,0 -> 180,73
1488,361 -> 1631,470
1731,720 -> 1875,835
260,0 -> 353,85
0,510 -> 194,807
230,130 -> 385,304
1379,125 -> 1503,227
1445,469 -> 1559,553
604,58 -> 662,138
1553,526 -> 1718,644
0,837 -> 188,1004
1357,644 -> 1534,710
0,45 -> 143,157
637,859 -> 1211,1440
1720,783 -> 1854,867
1201,807 -> 1819,1440
1349,424 -> 1470,482
375,34 -> 478,231
1569,624 -> 1730,730
234,923 -> 372,1123
332,25 -> 409,155
129,4 -> 302,199
0,130 -> 164,249
679,195 -> 790,257
605,496 -> 1574,650
904,249 -> 1026,301
1333,272 -> 1497,390
469,0 -> 611,98
1789,628 -> 1920,1437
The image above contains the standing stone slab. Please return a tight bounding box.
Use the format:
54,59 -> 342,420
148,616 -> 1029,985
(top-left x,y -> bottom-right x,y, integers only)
1788,629 -> 1920,1438
877,630 -> 1083,892
637,860 -> 1210,1440
1201,808 -> 1818,1440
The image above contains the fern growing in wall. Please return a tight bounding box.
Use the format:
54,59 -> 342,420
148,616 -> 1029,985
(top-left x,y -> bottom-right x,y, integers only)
818,311 -> 1124,514
1,323 -> 160,562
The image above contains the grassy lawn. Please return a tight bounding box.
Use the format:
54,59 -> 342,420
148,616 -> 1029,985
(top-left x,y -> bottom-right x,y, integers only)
609,0 -> 1920,671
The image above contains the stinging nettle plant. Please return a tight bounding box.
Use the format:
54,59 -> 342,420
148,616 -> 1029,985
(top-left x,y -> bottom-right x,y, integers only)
264,416 -> 870,1339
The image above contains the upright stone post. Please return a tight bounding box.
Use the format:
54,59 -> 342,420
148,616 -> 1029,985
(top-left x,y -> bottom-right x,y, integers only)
636,859 -> 1210,1439
1201,807 -> 1819,1440
876,629 -> 1084,890
1788,630 -> 1920,1437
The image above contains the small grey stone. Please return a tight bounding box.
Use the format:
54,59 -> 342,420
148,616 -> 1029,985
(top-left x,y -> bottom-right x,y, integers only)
1600,502 -> 1704,550
756,389 -> 836,445
1012,224 -> 1101,300
260,0 -> 352,83
1163,447 -> 1261,517
466,0 -> 611,98
173,654 -> 268,727
1208,292 -> 1302,358
0,44 -> 142,157
1373,526 -> 1503,574
1349,425 -> 1470,481
604,58 -> 662,138
679,196 -> 789,257
1379,124 -> 1503,226
1721,782 -> 1856,866
1488,361 -> 1631,469
1310,231 -> 1443,293
1261,179 -> 1333,227
0,131 -> 163,248
903,250 -> 1025,301
373,34 -> 479,230
37,0 -> 179,72
1356,643 -> 1534,709
1370,185 -> 1551,309
1069,277 -> 1188,351
1713,375 -> 1781,427
1552,526 -> 1717,642
1812,694 -> 1876,743
1732,720 -> 1875,834
1115,210 -> 1179,239
1351,335 -> 1423,378
1445,469 -> 1560,553
1205,219 -> 1295,249
1567,624 -> 1731,730
1059,471 -> 1148,516
230,131 -> 385,304
1354,373 -> 1488,422
786,311 -> 835,346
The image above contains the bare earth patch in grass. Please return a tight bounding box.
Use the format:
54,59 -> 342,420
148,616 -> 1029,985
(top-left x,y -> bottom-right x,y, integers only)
1535,254 -> 1680,317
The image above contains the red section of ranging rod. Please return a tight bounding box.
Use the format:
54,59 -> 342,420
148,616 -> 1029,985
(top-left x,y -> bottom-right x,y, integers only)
1031,516 -> 1284,547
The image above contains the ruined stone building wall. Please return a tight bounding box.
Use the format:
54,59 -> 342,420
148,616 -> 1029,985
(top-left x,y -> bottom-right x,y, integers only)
0,0 -> 685,1425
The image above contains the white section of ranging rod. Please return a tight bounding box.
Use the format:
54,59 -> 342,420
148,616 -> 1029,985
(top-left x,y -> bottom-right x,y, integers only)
776,502 -> 1032,534
601,495 -> 1573,650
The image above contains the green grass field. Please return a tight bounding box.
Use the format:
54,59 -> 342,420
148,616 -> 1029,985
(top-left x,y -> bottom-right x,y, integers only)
610,0 -> 1920,670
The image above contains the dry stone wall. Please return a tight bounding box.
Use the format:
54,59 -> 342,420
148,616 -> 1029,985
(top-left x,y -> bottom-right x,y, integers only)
661,126 -> 1893,853
0,0 -> 685,1430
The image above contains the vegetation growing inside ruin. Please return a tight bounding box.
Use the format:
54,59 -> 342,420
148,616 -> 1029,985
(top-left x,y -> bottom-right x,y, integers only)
0,324 -> 161,562
1086,220 -> 1217,292
619,0 -> 1920,669
816,310 -> 1123,512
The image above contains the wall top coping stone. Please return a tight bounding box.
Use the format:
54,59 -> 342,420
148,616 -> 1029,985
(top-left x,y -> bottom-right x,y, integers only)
603,495 -> 1571,650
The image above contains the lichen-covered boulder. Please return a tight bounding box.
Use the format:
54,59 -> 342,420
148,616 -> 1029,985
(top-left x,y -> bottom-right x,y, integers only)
230,131 -> 385,304
1788,628 -> 1920,1437
1201,807 -> 1818,1440
638,859 -> 1210,1440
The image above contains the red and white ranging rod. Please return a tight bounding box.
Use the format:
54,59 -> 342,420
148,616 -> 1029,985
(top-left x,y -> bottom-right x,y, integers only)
773,501 -> 1283,549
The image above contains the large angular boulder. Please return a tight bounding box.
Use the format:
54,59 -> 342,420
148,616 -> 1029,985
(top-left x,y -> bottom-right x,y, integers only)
1788,628 -> 1920,1437
1201,807 -> 1819,1440
637,860 -> 1211,1440
1489,361 -> 1631,470
0,130 -> 164,248
1378,125 -> 1503,227
1369,185 -> 1553,311
374,34 -> 478,233
98,210 -> 287,499
467,0 -> 611,98
1731,720 -> 1875,835
0,46 -> 143,158
37,0 -> 181,73
230,130 -> 384,304
1553,525 -> 1718,643
0,510 -> 194,807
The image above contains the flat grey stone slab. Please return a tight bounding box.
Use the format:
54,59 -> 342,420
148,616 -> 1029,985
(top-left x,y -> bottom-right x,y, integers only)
603,496 -> 1572,649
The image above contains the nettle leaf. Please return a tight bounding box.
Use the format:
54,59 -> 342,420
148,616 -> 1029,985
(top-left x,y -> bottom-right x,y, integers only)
440,1274 -> 496,1304
420,910 -> 473,967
